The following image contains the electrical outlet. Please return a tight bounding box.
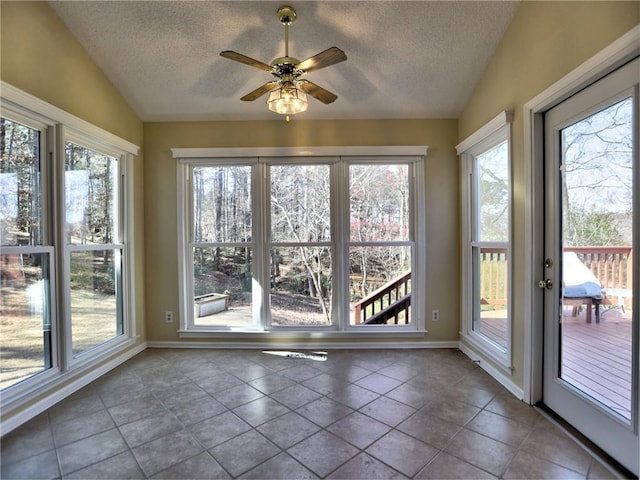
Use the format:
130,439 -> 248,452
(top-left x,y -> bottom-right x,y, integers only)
431,309 -> 440,321
165,311 -> 173,323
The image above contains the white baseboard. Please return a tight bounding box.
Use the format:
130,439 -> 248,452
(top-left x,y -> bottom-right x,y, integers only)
1,342 -> 147,436
147,340 -> 460,350
458,342 -> 524,400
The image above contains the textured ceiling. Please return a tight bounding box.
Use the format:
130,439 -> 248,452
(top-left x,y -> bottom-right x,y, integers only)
49,1 -> 520,122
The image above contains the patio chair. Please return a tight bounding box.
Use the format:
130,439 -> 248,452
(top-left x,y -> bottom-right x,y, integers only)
563,251 -> 604,323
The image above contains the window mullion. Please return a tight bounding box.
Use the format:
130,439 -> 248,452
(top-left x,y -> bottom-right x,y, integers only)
333,159 -> 348,330
256,161 -> 269,329
55,125 -> 73,371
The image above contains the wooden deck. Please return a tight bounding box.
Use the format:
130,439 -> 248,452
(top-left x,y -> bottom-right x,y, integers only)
479,305 -> 633,420
561,309 -> 632,419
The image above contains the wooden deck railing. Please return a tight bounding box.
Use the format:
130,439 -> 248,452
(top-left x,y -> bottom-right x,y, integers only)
566,246 -> 633,291
351,246 -> 632,323
566,246 -> 633,308
353,271 -> 411,324
479,248 -> 508,308
479,246 -> 633,307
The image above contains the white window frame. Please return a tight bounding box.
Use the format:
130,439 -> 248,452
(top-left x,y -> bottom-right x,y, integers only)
174,146 -> 427,337
457,111 -> 513,372
0,84 -> 139,410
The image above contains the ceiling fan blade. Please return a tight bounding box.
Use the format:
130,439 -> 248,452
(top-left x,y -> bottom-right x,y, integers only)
297,47 -> 347,73
220,51 -> 273,72
240,81 -> 280,101
297,80 -> 338,104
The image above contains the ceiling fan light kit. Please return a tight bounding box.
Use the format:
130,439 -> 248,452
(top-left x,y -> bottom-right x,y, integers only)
267,82 -> 308,115
220,4 -> 346,121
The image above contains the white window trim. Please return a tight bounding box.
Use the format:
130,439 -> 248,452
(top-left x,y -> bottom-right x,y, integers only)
457,111 -> 514,373
1,82 -> 139,156
174,146 -> 427,338
0,85 -> 140,415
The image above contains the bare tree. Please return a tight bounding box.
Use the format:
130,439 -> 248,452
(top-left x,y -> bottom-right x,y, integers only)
561,98 -> 632,246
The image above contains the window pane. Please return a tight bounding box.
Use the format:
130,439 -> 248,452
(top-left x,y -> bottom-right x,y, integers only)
65,143 -> 117,245
193,166 -> 251,243
0,252 -> 52,389
476,142 -> 508,242
350,165 -> 409,242
193,247 -> 252,327
271,165 -> 330,243
270,246 -> 332,326
70,249 -> 122,355
473,246 -> 508,350
349,246 -> 411,325
0,118 -> 42,246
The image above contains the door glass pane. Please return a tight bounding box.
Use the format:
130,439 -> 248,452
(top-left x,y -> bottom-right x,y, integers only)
271,164 -> 330,243
560,97 -> 633,420
350,164 -> 409,242
270,246 -> 332,326
193,166 -> 251,243
193,246 -> 252,327
65,143 -> 117,245
70,249 -> 122,355
0,253 -> 52,389
349,246 -> 411,325
1,118 -> 41,246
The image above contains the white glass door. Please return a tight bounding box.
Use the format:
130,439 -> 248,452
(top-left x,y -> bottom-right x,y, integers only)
543,58 -> 638,475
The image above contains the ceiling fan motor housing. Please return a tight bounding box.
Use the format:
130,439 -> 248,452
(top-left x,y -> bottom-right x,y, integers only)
271,57 -> 302,77
277,5 -> 297,25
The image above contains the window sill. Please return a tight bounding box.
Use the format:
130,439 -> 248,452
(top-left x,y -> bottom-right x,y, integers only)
460,331 -> 513,375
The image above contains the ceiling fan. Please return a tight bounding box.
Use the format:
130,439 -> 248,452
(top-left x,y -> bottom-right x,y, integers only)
220,4 -> 347,120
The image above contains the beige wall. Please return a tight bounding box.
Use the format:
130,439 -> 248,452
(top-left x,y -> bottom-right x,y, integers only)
143,119 -> 460,344
1,2 -> 146,352
1,2 -> 142,145
458,2 -> 640,387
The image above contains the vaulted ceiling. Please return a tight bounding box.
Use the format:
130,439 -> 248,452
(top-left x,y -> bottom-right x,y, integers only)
49,1 -> 520,122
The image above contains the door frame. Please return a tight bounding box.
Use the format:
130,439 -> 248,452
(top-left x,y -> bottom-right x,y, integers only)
523,25 -> 640,405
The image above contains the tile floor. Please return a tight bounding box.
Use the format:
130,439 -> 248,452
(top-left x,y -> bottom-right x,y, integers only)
0,348 -> 623,479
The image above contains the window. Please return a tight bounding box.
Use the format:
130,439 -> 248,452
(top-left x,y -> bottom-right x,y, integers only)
349,163 -> 412,326
190,164 -> 254,329
64,138 -> 125,356
0,97 -> 137,402
0,115 -> 54,390
269,163 -> 332,327
176,148 -> 426,334
458,112 -> 513,370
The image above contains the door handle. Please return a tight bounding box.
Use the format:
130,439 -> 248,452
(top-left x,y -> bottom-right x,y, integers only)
538,279 -> 553,289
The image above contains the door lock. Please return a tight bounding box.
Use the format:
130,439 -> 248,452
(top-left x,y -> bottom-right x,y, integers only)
538,279 -> 553,289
